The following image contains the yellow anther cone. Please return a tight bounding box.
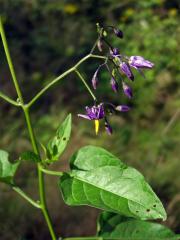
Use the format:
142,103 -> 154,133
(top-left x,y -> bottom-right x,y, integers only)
94,120 -> 100,135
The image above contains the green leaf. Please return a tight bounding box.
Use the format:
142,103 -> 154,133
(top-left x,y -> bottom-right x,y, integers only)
0,150 -> 20,184
59,146 -> 167,221
70,145 -> 125,170
98,212 -> 176,239
47,114 -> 72,162
20,151 -> 40,163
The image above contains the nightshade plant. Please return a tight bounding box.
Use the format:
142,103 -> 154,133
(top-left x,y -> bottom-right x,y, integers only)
0,17 -> 179,240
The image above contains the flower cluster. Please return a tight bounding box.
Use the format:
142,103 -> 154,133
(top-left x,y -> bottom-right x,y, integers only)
92,47 -> 154,98
78,24 -> 154,135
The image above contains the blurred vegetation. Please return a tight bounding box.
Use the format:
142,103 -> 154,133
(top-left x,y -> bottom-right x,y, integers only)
0,0 -> 179,239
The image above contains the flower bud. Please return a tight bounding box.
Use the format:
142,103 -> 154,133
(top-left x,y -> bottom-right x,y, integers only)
110,77 -> 119,92
109,48 -> 119,56
114,28 -> 123,38
129,56 -> 154,69
120,62 -> 134,81
92,69 -> 99,89
116,105 -> 130,112
122,82 -> 133,99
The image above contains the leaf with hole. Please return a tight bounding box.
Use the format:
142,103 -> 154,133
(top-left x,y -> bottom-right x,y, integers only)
0,150 -> 20,184
46,113 -> 72,162
59,146 -> 167,221
97,212 -> 176,239
20,151 -> 40,163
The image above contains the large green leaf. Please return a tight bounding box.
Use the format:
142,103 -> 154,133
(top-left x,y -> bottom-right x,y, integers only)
98,212 -> 177,239
0,150 -> 20,184
46,114 -> 72,162
59,146 -> 167,220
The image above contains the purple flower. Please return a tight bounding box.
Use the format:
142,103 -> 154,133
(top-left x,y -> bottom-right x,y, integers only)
120,62 -> 134,81
110,77 -> 119,92
115,105 -> 130,112
129,56 -> 154,69
78,104 -> 105,120
92,69 -> 99,89
122,82 -> 133,99
78,102 -> 131,135
110,48 -> 119,56
78,104 -> 105,135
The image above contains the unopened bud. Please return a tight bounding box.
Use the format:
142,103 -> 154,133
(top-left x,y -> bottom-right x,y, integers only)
92,69 -> 99,89
114,28 -> 123,38
110,77 -> 119,92
116,105 -> 130,112
122,82 -> 133,99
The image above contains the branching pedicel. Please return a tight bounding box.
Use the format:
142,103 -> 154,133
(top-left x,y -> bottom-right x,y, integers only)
1,17 -> 176,240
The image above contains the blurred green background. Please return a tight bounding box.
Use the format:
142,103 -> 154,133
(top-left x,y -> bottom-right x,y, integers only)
0,0 -> 179,239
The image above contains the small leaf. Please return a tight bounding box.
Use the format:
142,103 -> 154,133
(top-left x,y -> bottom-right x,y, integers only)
0,150 -> 20,185
20,151 -> 40,163
59,146 -> 167,221
47,114 -> 72,162
98,212 -> 176,239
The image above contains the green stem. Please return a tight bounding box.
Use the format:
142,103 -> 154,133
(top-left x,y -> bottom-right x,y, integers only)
23,106 -> 39,152
90,38 -> 99,53
62,238 -> 135,240
23,106 -> 57,240
28,54 -> 106,107
28,65 -> 75,108
63,238 -> 103,240
13,186 -> 41,208
41,168 -> 63,177
0,17 -> 24,103
0,18 -> 56,240
0,91 -> 20,106
75,69 -> 97,101
38,165 -> 57,240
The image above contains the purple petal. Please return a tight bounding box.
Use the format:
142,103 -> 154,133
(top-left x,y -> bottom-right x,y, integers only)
122,82 -> 133,99
97,103 -> 105,119
85,106 -> 91,115
120,62 -> 134,81
129,56 -> 154,69
78,114 -> 91,120
116,105 -> 130,112
110,48 -> 120,57
85,104 -> 105,120
110,77 -> 119,92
